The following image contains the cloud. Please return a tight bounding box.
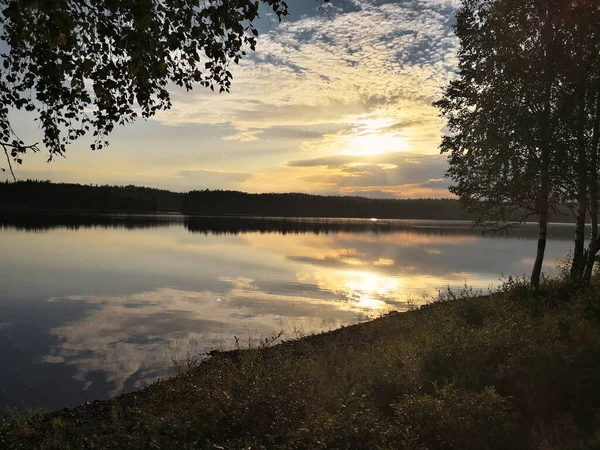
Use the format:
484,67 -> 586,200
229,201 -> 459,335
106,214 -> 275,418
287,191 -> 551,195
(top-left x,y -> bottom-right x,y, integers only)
223,130 -> 264,142
259,124 -> 345,140
339,184 -> 454,199
373,258 -> 394,266
420,178 -> 450,188
153,0 -> 458,145
177,169 -> 254,184
290,151 -> 449,193
289,154 -> 363,168
290,150 -> 444,169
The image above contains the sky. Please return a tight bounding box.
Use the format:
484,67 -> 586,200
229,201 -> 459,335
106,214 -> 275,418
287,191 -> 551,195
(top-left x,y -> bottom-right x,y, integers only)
3,0 -> 460,198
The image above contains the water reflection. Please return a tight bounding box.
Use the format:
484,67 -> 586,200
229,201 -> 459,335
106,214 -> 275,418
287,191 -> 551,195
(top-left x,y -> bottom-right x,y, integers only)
0,214 -> 575,413
43,282 -> 378,398
0,212 -> 577,239
0,212 -> 184,231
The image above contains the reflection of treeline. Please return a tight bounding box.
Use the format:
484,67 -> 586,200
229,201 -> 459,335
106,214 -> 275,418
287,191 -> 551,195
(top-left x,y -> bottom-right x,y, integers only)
184,217 -> 574,240
185,216 -> 417,235
0,212 -> 576,240
0,180 -> 184,213
0,212 -> 183,232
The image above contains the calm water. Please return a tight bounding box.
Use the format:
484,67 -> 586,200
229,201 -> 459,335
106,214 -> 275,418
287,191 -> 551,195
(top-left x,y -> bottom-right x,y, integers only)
0,215 -> 575,414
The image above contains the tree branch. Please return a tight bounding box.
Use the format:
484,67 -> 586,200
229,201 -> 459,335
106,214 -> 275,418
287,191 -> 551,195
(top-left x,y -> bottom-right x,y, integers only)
1,142 -> 39,182
1,142 -> 40,150
2,144 -> 17,183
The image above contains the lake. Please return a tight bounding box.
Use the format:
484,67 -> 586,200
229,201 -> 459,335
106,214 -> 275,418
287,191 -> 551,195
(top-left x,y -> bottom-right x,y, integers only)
0,214 -> 575,414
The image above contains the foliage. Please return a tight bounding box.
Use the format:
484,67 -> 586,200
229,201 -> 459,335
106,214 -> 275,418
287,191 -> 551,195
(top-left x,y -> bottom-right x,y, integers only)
434,0 -> 564,225
3,278 -> 600,448
395,385 -> 515,450
0,0 -> 288,163
435,0 -> 600,287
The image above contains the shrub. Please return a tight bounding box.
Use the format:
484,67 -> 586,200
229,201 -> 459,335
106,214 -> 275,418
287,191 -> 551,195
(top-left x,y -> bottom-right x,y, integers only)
394,385 -> 518,450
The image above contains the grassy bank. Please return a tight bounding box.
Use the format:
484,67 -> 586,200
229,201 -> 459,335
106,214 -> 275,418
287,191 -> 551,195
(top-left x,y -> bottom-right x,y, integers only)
3,279 -> 600,449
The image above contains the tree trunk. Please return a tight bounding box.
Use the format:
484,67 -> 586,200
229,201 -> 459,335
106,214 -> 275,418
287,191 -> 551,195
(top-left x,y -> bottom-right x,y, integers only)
571,197 -> 587,282
531,4 -> 555,291
583,90 -> 600,284
570,81 -> 588,283
583,213 -> 597,284
531,204 -> 548,290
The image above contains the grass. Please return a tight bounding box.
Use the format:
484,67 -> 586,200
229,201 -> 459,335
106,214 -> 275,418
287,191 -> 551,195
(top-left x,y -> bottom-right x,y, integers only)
3,277 -> 600,449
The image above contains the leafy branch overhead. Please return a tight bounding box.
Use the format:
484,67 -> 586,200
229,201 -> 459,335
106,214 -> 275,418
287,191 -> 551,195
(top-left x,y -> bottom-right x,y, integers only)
0,0 -> 290,164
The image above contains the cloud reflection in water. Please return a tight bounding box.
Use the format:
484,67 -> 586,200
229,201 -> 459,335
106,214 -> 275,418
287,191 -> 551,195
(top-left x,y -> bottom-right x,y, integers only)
0,219 -> 574,410
43,270 -> 399,395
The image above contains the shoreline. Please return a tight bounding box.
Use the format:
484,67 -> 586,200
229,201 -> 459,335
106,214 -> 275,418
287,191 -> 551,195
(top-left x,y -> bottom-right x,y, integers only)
0,208 -> 585,225
3,283 -> 600,449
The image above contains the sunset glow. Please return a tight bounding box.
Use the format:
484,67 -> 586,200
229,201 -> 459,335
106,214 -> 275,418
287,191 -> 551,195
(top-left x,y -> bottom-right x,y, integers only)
1,0 -> 458,199
342,132 -> 409,156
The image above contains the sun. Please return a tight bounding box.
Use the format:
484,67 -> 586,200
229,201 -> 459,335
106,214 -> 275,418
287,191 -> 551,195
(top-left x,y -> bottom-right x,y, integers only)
342,132 -> 409,156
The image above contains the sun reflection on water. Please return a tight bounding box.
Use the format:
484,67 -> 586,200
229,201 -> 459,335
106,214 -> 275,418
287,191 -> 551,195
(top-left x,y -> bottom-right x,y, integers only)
344,270 -> 399,311
297,268 -> 406,317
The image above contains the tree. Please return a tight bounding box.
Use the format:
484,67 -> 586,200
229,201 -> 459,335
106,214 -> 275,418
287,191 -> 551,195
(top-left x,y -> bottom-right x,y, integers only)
437,0 -> 600,289
557,1 -> 600,284
434,0 -> 570,290
0,0 -> 288,171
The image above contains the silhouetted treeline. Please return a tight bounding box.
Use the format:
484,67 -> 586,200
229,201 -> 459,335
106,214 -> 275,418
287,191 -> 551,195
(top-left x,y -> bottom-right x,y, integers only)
1,180 -> 476,219
183,190 -> 475,220
0,181 -> 579,222
0,180 -> 184,213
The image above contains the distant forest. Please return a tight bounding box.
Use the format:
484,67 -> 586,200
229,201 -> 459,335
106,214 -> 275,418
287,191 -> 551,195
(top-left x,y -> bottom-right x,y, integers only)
0,180 -> 576,222
182,189 -> 474,220
0,180 -> 184,213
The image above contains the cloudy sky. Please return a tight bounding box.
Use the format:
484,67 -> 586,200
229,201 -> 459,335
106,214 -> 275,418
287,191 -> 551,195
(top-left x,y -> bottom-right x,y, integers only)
4,0 -> 459,198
